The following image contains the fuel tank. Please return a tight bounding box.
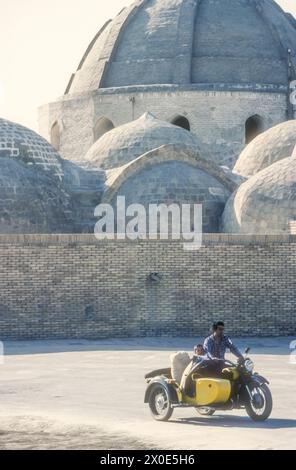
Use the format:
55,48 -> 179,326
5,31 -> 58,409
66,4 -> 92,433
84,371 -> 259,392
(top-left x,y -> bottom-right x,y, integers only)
195,378 -> 231,406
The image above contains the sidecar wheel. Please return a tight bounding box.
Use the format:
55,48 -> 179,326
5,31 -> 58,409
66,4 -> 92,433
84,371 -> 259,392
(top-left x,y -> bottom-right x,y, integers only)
196,407 -> 215,416
245,384 -> 273,421
149,385 -> 173,422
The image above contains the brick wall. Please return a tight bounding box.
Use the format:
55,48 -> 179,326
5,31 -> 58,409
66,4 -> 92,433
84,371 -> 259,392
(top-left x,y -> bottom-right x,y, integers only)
39,89 -> 287,169
0,234 -> 295,340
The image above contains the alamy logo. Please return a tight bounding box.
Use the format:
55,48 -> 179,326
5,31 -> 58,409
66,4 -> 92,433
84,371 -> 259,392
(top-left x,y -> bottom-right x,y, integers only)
94,197 -> 203,251
290,339 -> 296,364
290,80 -> 296,105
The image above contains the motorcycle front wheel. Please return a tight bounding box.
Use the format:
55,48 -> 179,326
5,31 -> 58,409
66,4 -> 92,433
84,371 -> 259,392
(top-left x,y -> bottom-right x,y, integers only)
245,384 -> 273,421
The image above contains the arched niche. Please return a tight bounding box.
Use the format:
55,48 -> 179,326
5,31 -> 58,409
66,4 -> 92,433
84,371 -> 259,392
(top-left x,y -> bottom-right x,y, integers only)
245,115 -> 263,144
50,121 -> 60,151
170,115 -> 190,131
94,117 -> 115,141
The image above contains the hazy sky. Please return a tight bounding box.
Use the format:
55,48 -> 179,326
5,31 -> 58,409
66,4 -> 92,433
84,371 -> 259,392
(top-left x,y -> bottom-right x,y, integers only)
0,0 -> 295,131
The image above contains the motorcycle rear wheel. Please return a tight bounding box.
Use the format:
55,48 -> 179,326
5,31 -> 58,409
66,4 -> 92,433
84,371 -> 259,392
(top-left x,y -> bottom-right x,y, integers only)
245,384 -> 273,421
196,407 -> 215,416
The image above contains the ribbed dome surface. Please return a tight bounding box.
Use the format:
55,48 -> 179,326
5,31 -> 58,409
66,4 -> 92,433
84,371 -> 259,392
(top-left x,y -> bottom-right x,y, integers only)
66,0 -> 296,94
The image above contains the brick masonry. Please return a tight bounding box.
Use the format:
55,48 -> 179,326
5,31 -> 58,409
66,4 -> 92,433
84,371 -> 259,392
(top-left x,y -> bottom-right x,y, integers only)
0,234 -> 295,340
39,89 -> 288,169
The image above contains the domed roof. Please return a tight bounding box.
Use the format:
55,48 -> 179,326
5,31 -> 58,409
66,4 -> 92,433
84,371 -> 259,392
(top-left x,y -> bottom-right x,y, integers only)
234,121 -> 296,178
66,0 -> 296,94
101,144 -> 234,233
0,118 -> 73,233
222,156 -> 296,234
0,158 -> 72,234
113,161 -> 230,233
0,118 -> 63,180
84,112 -> 201,170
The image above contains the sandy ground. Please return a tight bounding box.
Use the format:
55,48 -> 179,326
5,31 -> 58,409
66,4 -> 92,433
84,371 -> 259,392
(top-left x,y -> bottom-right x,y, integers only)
0,337 -> 295,450
0,416 -> 156,450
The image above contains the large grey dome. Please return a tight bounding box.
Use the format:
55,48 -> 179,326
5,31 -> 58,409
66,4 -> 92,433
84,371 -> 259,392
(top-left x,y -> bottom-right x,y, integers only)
84,112 -> 202,169
222,157 -> 296,234
66,0 -> 296,94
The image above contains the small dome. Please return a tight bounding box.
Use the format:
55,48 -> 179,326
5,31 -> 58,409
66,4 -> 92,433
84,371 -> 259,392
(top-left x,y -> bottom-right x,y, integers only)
222,156 -> 296,234
0,118 -> 63,180
234,121 -> 296,178
113,161 -> 230,233
85,112 -> 201,170
66,0 -> 296,94
102,144 -> 235,233
0,118 -> 72,233
0,158 -> 73,234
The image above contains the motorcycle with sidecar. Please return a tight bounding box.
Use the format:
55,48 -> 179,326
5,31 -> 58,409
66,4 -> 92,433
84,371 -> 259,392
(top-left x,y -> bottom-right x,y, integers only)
144,348 -> 272,422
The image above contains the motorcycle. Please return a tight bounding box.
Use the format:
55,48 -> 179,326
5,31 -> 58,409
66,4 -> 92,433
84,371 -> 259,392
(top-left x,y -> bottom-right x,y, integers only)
144,348 -> 273,422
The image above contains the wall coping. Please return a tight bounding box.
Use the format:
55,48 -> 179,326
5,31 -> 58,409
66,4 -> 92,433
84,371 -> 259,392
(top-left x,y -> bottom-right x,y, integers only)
51,83 -> 287,105
1,234 -> 296,246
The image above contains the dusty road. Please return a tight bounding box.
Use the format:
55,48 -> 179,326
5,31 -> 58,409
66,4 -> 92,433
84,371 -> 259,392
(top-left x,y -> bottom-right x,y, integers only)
0,337 -> 295,450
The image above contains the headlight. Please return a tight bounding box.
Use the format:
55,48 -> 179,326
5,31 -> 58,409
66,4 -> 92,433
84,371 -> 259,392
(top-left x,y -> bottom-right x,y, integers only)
244,359 -> 254,373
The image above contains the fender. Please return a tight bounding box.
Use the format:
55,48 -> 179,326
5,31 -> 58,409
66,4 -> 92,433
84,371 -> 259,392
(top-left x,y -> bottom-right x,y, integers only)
144,368 -> 171,380
144,377 -> 179,404
239,374 -> 270,405
251,374 -> 270,386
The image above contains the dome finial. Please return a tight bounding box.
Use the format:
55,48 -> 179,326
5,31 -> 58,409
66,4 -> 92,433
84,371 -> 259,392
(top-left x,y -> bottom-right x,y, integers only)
141,111 -> 157,121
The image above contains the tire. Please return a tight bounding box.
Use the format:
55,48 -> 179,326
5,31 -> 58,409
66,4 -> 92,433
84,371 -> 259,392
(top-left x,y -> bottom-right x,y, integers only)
245,384 -> 273,422
196,407 -> 215,416
149,385 -> 174,422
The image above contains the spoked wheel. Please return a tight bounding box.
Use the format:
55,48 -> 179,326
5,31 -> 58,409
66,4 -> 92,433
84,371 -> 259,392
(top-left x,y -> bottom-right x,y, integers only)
149,385 -> 173,421
245,384 -> 273,421
196,407 -> 215,416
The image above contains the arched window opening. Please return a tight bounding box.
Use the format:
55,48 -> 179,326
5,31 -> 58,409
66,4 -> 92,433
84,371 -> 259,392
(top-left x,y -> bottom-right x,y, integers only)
170,115 -> 190,131
94,117 -> 115,142
245,115 -> 263,144
50,121 -> 60,151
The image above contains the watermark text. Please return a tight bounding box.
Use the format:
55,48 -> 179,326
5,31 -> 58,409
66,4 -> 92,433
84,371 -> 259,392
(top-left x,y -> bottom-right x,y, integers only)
94,197 -> 203,250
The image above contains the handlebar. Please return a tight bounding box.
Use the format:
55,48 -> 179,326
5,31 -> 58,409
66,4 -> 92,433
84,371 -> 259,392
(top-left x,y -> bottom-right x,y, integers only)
223,359 -> 237,367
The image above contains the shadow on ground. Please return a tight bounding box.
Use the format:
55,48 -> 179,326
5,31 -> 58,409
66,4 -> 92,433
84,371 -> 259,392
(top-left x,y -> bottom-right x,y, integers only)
170,415 -> 296,429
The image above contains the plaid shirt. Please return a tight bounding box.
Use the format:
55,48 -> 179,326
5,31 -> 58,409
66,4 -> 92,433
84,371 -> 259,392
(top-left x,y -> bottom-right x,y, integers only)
203,334 -> 243,360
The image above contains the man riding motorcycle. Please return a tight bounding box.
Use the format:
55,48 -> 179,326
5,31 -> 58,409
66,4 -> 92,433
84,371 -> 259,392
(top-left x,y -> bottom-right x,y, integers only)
203,321 -> 244,364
